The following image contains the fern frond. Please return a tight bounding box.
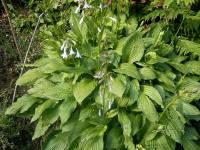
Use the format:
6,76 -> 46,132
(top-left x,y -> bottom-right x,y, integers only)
143,5 -> 189,22
176,39 -> 200,56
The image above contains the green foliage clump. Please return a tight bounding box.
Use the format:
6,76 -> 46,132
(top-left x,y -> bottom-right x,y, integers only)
6,0 -> 200,149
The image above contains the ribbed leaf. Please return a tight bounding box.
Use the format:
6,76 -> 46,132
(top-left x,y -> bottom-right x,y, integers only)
40,59 -> 66,74
177,100 -> 200,116
138,94 -> 159,122
43,132 -> 69,150
33,105 -> 60,140
32,118 -> 49,140
79,105 -> 96,121
105,127 -> 124,149
159,106 -> 185,143
118,111 -> 135,150
73,79 -> 97,104
122,31 -> 144,63
183,139 -> 200,150
113,63 -> 140,79
31,99 -> 56,122
142,85 -> 163,107
79,125 -> 107,150
118,110 -> 131,137
59,98 -> 77,126
116,97 -> 133,107
139,67 -> 156,80
178,78 -> 200,102
144,133 -> 175,150
5,95 -> 39,115
79,136 -> 104,150
110,75 -> 126,98
43,83 -> 73,100
16,69 -> 46,85
129,79 -> 140,103
128,113 -> 140,136
168,62 -> 190,74
186,61 -> 200,75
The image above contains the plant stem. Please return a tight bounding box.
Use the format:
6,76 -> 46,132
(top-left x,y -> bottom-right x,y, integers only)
1,0 -> 22,61
12,12 -> 45,102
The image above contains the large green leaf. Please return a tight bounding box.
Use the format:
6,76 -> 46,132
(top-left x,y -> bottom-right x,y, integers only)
138,94 -> 159,122
79,125 -> 107,150
128,113 -> 141,136
118,111 -> 135,150
144,133 -> 176,150
122,31 -> 144,63
118,111 -> 131,137
105,127 -> 124,149
79,136 -> 104,150
32,105 -> 60,139
31,99 -> 56,122
32,118 -> 49,140
168,62 -> 190,74
159,106 -> 185,143
110,75 -> 126,98
44,83 -> 73,100
142,85 -> 163,107
178,78 -> 200,102
43,132 -> 69,150
177,100 -> 200,116
113,63 -> 140,79
182,127 -> 200,150
5,95 -> 39,115
40,59 -> 66,74
117,97 -> 134,107
139,67 -> 156,80
59,98 -> 77,126
16,69 -> 46,85
73,78 -> 97,104
129,79 -> 140,103
186,61 -> 200,75
79,105 -> 96,121
183,139 -> 200,150
28,80 -> 72,100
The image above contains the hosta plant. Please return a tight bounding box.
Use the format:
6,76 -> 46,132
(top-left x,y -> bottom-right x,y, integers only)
6,0 -> 200,149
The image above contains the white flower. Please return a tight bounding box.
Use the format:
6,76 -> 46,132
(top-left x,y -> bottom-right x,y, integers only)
60,40 -> 67,51
108,16 -> 117,22
69,47 -> 76,55
79,15 -> 84,24
83,1 -> 92,9
109,83 -> 112,92
99,90 -> 102,97
97,27 -> 101,33
99,3 -> 107,10
75,49 -> 82,58
72,40 -> 77,44
160,31 -> 164,36
108,101 -> 113,109
61,48 -> 68,59
75,6 -> 80,13
98,109 -> 102,116
94,71 -> 104,79
110,76 -> 113,81
74,0 -> 84,2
